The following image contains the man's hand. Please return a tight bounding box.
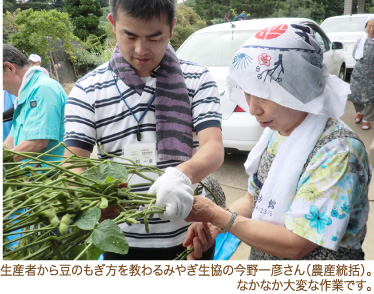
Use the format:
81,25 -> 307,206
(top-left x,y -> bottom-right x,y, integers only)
149,167 -> 194,220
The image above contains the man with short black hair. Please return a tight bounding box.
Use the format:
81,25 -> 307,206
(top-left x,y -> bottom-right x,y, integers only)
64,0 -> 224,260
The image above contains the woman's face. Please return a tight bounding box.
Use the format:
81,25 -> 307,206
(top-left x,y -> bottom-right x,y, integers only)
245,94 -> 308,136
366,20 -> 374,39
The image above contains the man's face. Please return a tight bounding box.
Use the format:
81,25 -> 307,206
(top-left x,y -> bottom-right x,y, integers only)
3,63 -> 20,96
29,61 -> 41,66
108,11 -> 175,77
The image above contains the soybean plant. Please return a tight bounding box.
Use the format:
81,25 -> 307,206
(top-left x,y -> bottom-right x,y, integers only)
2,143 -> 165,260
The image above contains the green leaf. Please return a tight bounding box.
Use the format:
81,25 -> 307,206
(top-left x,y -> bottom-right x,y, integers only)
82,161 -> 128,183
74,207 -> 101,230
104,175 -> 115,183
68,243 -> 104,260
92,219 -> 128,255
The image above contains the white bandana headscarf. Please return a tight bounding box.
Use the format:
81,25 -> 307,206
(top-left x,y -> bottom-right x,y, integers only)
226,23 -> 351,226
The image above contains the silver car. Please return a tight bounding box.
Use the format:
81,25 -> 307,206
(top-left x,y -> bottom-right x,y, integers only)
177,17 -> 346,153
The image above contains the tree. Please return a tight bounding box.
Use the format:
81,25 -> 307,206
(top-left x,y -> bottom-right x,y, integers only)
98,0 -> 109,8
10,8 -> 79,78
64,0 -> 107,43
366,0 -> 374,12
17,0 -> 53,11
3,0 -> 18,13
190,0 -> 279,24
273,0 -> 315,19
241,0 -> 279,18
311,0 -> 344,22
51,0 -> 65,10
3,8 -> 21,43
193,0 -> 230,24
171,3 -> 206,50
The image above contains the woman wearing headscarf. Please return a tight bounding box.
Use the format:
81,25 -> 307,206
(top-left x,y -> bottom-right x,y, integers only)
349,15 -> 374,130
182,23 -> 371,260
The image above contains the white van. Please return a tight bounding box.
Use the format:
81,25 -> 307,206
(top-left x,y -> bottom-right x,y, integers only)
321,14 -> 374,76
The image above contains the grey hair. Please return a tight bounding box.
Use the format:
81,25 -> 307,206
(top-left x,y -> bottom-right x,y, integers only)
109,0 -> 175,29
3,44 -> 30,71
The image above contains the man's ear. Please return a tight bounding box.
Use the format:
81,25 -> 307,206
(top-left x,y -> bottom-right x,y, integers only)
108,13 -> 115,33
3,62 -> 16,74
170,18 -> 177,39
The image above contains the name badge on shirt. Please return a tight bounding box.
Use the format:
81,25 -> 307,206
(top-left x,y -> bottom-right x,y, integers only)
123,142 -> 157,166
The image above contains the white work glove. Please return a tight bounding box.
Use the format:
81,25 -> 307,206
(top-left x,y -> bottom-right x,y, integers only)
149,167 -> 194,220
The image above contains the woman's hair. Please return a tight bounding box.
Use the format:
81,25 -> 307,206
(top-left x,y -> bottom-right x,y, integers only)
3,44 -> 29,70
109,0 -> 175,30
365,16 -> 374,28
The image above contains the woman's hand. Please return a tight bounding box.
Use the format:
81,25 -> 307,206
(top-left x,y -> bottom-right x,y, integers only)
182,222 -> 220,260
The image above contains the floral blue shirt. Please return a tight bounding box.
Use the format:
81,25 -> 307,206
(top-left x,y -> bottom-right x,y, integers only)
248,120 -> 371,251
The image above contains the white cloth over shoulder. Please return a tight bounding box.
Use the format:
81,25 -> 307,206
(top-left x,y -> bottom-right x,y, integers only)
354,34 -> 368,60
244,113 -> 328,225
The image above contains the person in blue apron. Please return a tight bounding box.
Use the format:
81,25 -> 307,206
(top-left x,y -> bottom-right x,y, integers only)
349,16 -> 374,130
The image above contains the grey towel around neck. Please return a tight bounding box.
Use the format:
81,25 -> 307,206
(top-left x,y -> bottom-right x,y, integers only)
109,44 -> 193,161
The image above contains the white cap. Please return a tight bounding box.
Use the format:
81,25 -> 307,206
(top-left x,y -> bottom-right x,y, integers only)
28,54 -> 42,63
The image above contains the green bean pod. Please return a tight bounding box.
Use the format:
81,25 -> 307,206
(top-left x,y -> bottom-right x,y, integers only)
59,214 -> 71,235
99,197 -> 109,209
143,215 -> 149,233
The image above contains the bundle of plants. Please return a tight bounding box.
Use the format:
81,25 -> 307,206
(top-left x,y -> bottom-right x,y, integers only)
2,143 -> 166,260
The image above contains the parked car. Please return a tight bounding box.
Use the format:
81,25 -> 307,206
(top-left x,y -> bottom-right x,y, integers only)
176,18 -> 346,152
321,14 -> 374,77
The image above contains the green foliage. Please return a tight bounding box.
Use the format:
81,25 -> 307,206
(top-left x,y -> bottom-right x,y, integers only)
171,4 -> 206,50
366,0 -> 374,12
192,0 -> 280,23
194,0 -> 230,23
311,0 -> 344,23
97,0 -> 109,8
71,47 -> 106,77
187,0 -> 348,25
272,0 -> 314,19
70,32 -> 115,77
64,0 -> 107,43
11,0 -> 54,12
10,8 -> 79,64
209,17 -> 225,25
3,0 -> 18,13
51,0 -> 65,10
3,8 -> 21,43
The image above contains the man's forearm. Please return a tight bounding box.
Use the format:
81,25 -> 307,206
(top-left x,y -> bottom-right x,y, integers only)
12,139 -> 49,161
177,127 -> 224,184
63,146 -> 92,173
4,135 -> 14,149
